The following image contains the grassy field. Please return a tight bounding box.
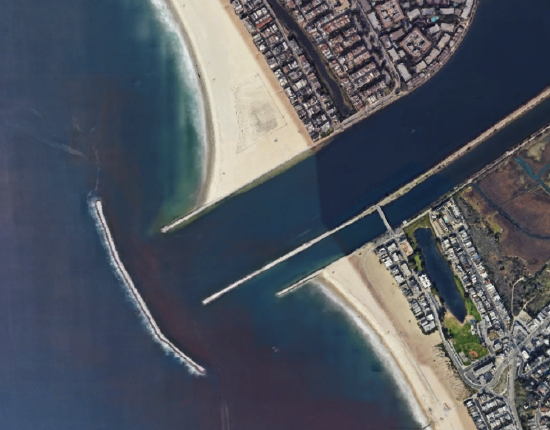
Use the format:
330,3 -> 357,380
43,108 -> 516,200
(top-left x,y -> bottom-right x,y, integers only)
486,215 -> 504,236
493,365 -> 509,395
515,379 -> 535,427
444,314 -> 488,361
411,253 -> 423,272
454,275 -> 482,321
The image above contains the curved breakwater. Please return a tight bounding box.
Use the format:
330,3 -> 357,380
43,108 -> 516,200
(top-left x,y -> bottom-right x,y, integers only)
88,196 -> 207,376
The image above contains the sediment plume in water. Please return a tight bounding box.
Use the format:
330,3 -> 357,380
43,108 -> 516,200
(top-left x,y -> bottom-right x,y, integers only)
88,196 -> 207,376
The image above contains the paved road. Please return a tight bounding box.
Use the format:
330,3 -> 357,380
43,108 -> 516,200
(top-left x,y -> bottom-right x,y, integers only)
510,357 -> 524,430
374,209 -> 483,390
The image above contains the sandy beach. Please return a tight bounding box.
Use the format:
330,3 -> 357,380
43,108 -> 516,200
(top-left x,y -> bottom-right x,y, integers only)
318,246 -> 476,430
166,0 -> 313,213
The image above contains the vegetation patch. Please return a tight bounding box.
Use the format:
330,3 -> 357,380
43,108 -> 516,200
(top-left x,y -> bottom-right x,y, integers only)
515,379 -> 535,427
404,213 -> 432,249
516,262 -> 550,316
443,314 -> 488,360
404,214 -> 431,272
410,253 -> 423,272
454,275 -> 482,321
493,365 -> 509,395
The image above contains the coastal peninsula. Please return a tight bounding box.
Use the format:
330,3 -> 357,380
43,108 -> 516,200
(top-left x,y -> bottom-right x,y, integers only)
162,0 -> 478,231
166,0 -> 313,218
231,0 -> 477,135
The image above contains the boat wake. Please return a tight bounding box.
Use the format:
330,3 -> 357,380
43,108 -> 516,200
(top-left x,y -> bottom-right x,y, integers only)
88,195 -> 206,376
316,282 -> 431,430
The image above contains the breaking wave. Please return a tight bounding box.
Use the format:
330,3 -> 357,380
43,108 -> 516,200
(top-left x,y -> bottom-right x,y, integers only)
88,195 -> 206,376
146,0 -> 209,189
315,281 -> 431,430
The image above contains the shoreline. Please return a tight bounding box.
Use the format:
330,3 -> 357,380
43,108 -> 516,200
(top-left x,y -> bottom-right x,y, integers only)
89,196 -> 207,376
316,281 -> 431,430
316,248 -> 476,430
164,0 -> 313,219
200,83 -> 550,305
159,0 -> 481,230
155,0 -> 216,210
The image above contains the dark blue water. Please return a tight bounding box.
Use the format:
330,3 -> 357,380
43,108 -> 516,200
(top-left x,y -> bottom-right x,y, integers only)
0,0 -> 426,428
153,0 -> 550,302
5,0 -> 550,428
384,94 -> 550,225
415,229 -> 467,321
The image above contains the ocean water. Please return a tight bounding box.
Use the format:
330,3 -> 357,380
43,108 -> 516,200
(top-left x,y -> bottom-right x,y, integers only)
154,0 -> 550,303
0,0 -> 428,429
4,0 -> 550,428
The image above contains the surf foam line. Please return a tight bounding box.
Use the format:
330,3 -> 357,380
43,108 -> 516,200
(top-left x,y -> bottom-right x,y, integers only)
316,282 -> 432,430
148,0 -> 210,195
88,196 -> 206,376
275,270 -> 321,297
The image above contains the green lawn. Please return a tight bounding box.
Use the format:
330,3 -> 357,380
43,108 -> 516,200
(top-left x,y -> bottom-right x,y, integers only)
413,254 -> 423,271
454,275 -> 482,322
465,299 -> 482,322
444,315 -> 488,360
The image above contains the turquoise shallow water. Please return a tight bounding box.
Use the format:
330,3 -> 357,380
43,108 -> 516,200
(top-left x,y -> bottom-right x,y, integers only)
0,0 -> 428,428
4,0 -> 550,428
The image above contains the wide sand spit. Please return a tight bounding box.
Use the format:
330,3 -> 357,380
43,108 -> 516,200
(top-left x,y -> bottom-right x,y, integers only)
164,0 -> 314,227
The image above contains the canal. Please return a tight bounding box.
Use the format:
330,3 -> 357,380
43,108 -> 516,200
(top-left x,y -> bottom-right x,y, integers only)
100,0 -> 550,362
265,0 -> 353,116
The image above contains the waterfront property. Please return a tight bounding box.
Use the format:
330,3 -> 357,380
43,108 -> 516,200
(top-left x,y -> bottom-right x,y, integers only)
229,0 -> 477,138
232,0 -> 339,139
375,233 -> 438,334
431,200 -> 511,353
414,226 -> 467,322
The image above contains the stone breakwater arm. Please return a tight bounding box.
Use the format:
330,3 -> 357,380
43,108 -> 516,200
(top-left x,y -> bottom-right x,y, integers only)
201,205 -> 378,305
90,197 -> 206,376
275,269 -> 322,297
201,84 -> 550,307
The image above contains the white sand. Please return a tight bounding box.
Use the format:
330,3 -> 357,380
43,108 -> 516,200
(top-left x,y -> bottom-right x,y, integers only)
320,248 -> 476,430
168,0 -> 313,208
